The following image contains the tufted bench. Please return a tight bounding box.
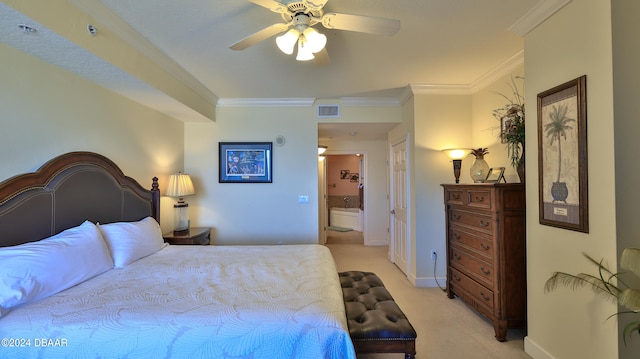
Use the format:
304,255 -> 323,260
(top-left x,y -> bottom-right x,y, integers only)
339,271 -> 417,359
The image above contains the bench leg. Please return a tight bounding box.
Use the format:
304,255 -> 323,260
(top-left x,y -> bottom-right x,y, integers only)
405,340 -> 416,359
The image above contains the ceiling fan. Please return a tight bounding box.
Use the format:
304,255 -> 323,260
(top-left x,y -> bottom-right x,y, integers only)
229,0 -> 400,64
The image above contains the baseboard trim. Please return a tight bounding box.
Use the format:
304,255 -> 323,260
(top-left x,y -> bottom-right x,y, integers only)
524,336 -> 555,359
364,239 -> 388,246
412,276 -> 448,288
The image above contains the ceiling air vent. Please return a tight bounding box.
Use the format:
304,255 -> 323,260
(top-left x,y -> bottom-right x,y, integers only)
317,105 -> 340,118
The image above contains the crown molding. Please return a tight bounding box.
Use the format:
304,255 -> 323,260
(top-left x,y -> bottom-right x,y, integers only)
398,86 -> 414,105
407,48 -> 524,98
510,0 -> 573,36
217,97 -> 404,108
340,97 -> 402,107
469,50 -> 524,91
409,84 -> 473,96
217,98 -> 316,107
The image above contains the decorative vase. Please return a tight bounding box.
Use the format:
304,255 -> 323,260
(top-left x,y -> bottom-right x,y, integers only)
470,157 -> 490,183
551,182 -> 569,202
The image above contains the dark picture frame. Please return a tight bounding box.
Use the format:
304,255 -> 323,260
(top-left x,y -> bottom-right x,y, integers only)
219,142 -> 272,183
500,117 -> 511,144
485,167 -> 505,183
537,75 -> 588,232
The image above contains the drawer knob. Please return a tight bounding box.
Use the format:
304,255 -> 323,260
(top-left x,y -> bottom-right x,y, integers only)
453,233 -> 461,240
453,253 -> 462,260
480,292 -> 491,301
452,194 -> 461,200
480,266 -> 491,275
453,214 -> 461,220
453,274 -> 461,282
480,243 -> 490,251
474,195 -> 485,202
479,220 -> 490,227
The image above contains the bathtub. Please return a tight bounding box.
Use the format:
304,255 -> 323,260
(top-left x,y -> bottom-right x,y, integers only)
330,207 -> 362,231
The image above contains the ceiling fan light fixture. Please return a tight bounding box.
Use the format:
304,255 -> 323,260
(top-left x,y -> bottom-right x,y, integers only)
302,27 -> 326,53
296,39 -> 315,61
276,28 -> 299,55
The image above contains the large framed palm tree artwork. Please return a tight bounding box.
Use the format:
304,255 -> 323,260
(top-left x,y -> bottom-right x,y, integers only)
537,75 -> 588,232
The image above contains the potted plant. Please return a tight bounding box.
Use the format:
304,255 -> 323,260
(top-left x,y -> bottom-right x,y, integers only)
493,77 -> 525,182
545,248 -> 640,344
543,103 -> 575,202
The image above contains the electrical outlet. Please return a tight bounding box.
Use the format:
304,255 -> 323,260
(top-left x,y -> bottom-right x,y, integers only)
431,250 -> 437,260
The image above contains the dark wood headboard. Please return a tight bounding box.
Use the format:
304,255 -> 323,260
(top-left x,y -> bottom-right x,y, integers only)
0,151 -> 160,247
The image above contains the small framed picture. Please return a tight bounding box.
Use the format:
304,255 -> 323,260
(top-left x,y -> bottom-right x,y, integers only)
485,167 -> 506,183
501,117 -> 512,144
219,142 -> 272,183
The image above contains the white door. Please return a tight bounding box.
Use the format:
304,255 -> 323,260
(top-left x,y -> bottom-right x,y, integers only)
390,139 -> 409,275
318,156 -> 327,244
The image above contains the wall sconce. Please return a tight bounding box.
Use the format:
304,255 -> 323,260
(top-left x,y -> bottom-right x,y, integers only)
318,145 -> 328,155
166,172 -> 195,234
442,149 -> 472,183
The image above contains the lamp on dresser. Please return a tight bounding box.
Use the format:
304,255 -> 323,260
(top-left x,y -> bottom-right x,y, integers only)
166,172 -> 195,234
442,148 -> 472,183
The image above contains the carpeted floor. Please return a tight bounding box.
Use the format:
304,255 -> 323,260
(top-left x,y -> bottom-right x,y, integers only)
326,244 -> 531,359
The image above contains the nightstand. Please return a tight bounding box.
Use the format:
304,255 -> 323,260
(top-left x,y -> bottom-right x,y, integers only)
163,227 -> 211,245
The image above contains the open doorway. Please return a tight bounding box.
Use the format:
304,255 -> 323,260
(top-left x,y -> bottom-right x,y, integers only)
318,121 -> 398,246
323,154 -> 365,245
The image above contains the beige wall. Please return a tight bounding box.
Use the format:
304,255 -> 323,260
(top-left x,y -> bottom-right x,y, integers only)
184,104 -> 400,245
612,1 -> 640,358
389,93 -> 475,285
524,1 -> 618,358
0,43 -> 185,233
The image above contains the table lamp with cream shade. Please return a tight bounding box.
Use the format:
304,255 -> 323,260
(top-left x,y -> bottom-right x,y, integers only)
166,172 -> 195,234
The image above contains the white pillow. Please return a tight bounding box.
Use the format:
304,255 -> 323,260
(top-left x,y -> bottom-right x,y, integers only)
99,217 -> 165,268
0,220 -> 113,317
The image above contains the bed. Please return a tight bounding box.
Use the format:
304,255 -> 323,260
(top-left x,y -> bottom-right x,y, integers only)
0,151 -> 356,359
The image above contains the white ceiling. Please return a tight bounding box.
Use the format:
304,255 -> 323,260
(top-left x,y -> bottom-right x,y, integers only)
1,0 -> 566,138
94,0 -> 538,99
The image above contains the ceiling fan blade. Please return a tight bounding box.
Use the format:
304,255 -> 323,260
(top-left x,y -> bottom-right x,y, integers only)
248,0 -> 289,13
303,0 -> 329,12
313,48 -> 330,67
321,13 -> 400,36
229,23 -> 290,51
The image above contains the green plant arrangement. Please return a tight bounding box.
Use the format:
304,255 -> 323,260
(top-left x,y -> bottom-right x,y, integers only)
493,76 -> 525,182
544,248 -> 640,344
470,147 -> 489,159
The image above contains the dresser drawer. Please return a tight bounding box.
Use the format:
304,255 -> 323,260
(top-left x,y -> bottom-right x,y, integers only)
449,227 -> 493,260
449,246 -> 494,287
449,209 -> 494,234
467,189 -> 492,209
445,189 -> 465,205
449,267 -> 494,310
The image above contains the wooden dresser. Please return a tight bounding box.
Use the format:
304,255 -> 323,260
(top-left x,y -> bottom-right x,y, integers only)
441,183 -> 526,341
